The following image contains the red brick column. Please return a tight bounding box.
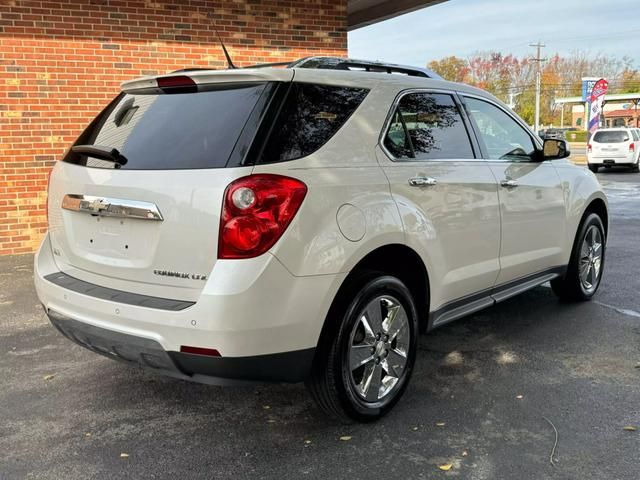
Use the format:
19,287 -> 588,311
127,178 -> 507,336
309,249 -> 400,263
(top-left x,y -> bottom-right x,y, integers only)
0,0 -> 347,255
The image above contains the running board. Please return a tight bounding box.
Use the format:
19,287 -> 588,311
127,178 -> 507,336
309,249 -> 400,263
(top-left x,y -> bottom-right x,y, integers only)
430,267 -> 565,329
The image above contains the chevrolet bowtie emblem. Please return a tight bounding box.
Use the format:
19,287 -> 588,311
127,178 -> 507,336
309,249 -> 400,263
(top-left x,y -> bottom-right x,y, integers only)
87,198 -> 109,213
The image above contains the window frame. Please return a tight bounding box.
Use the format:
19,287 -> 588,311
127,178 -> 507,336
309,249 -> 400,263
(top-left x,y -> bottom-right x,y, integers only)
379,88 -> 481,162
459,93 -> 544,163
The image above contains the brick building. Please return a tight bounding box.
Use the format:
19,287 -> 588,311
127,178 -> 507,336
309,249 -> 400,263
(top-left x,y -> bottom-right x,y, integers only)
0,0 -> 442,256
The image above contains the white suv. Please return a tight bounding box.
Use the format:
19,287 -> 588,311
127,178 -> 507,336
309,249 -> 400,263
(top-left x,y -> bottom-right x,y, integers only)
35,57 -> 608,421
587,127 -> 640,172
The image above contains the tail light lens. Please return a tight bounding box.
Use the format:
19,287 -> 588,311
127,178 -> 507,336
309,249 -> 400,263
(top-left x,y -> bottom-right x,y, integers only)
218,174 -> 307,259
630,143 -> 635,152
587,143 -> 592,153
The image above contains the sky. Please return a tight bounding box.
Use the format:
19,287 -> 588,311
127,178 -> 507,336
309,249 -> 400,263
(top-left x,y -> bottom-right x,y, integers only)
348,0 -> 639,67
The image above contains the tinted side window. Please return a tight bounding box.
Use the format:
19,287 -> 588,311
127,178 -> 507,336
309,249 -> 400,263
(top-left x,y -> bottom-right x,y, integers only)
260,83 -> 368,162
63,83 -> 269,170
464,97 -> 537,161
383,93 -> 474,161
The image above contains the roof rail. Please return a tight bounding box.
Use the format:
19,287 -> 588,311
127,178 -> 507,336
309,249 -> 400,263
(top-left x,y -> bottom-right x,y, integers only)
171,56 -> 443,79
287,56 -> 443,79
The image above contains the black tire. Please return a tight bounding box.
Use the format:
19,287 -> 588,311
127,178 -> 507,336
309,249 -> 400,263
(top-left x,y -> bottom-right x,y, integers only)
306,273 -> 419,422
631,161 -> 639,173
588,165 -> 599,173
551,213 -> 605,301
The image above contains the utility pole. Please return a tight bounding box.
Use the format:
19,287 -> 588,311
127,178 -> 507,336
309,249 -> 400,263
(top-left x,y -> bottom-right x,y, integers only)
529,42 -> 546,133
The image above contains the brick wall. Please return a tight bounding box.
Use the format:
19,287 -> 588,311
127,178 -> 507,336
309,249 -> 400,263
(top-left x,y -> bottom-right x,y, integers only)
0,0 -> 348,255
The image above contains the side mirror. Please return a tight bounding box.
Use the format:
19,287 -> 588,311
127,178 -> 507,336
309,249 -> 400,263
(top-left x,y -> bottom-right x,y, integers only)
542,138 -> 570,160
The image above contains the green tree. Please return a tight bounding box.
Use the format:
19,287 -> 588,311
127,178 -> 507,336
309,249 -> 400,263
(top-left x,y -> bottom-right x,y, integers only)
427,56 -> 469,83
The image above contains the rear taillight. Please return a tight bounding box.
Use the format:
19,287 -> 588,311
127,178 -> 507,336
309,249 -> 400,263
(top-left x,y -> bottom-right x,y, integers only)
218,174 -> 307,259
587,144 -> 592,153
630,143 -> 635,152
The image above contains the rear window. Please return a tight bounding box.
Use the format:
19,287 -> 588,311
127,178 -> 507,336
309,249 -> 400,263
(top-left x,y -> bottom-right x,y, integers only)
593,130 -> 629,143
63,83 -> 270,170
259,83 -> 368,163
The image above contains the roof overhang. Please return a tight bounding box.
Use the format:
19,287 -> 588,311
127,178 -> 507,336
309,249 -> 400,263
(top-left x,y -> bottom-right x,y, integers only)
347,0 -> 448,30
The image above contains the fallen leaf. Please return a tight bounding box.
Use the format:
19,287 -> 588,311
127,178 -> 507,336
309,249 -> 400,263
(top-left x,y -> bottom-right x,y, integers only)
120,453 -> 129,458
263,405 -> 271,410
516,395 -> 524,399
623,426 -> 637,431
411,426 -> 419,431
462,450 -> 468,457
436,422 -> 446,427
85,433 -> 91,437
339,436 -> 352,441
266,419 -> 276,424
304,440 -> 312,444
43,374 -> 55,381
438,464 -> 452,471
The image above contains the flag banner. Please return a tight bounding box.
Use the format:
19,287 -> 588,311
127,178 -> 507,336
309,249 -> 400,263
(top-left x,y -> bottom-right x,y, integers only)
588,78 -> 609,135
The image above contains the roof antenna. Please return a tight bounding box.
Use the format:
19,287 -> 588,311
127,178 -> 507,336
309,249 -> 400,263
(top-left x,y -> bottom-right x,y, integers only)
213,28 -> 237,69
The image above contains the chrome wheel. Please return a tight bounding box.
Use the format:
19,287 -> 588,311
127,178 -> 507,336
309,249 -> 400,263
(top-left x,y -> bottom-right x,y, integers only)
579,225 -> 603,293
348,295 -> 410,402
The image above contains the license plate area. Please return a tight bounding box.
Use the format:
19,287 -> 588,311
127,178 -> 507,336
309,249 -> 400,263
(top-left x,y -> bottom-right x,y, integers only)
603,159 -> 615,164
62,211 -> 162,268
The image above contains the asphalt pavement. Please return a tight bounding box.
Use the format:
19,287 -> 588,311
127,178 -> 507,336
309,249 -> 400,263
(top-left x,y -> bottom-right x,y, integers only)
1,167 -> 639,480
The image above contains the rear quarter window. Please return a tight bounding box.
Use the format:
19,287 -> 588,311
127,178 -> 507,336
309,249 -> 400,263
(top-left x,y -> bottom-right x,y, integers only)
259,83 -> 368,163
63,83 -> 270,170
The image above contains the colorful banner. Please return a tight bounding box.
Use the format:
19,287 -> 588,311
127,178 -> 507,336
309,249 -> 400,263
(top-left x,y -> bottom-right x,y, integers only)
582,78 -> 600,102
588,78 -> 608,135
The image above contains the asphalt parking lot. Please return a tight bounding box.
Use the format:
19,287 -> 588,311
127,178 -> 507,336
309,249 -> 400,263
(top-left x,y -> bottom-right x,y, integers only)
1,167 -> 639,480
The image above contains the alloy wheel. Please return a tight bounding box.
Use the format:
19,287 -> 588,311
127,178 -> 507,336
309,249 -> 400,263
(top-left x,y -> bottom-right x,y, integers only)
579,225 -> 603,293
347,295 -> 410,402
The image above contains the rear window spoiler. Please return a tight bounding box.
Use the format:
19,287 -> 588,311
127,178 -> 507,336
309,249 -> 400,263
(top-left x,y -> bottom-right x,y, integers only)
121,68 -> 294,93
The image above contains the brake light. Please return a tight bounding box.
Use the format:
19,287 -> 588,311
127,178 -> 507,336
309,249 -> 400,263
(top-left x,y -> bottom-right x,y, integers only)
157,75 -> 197,93
218,174 -> 307,259
630,143 -> 635,152
587,144 -> 592,153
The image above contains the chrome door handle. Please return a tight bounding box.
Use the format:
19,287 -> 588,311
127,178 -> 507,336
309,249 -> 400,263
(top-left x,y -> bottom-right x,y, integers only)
408,176 -> 437,187
500,179 -> 519,188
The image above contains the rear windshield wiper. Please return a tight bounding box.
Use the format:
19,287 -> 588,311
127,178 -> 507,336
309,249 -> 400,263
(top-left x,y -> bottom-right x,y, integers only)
71,145 -> 128,167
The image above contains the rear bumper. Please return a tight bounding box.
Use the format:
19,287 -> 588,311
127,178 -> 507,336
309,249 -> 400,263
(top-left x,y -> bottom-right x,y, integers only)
588,154 -> 636,165
47,309 -> 314,384
35,233 -> 345,384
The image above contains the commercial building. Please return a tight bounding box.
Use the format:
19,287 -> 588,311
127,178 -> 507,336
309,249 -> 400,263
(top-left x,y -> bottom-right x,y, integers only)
0,0 -> 445,255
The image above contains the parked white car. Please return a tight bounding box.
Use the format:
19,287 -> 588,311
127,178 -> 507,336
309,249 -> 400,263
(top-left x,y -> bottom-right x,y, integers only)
35,57 -> 609,421
587,127 -> 640,172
